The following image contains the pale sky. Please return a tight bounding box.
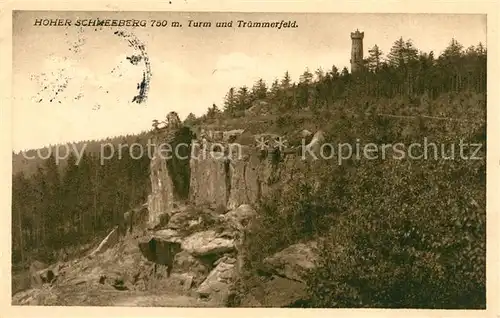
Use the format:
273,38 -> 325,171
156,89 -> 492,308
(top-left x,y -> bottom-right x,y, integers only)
12,11 -> 486,151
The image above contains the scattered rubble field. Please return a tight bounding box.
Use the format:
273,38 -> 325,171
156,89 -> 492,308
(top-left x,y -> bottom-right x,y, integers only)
13,203 -> 313,307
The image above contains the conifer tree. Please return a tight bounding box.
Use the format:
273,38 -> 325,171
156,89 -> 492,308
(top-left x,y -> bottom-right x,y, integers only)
236,86 -> 251,111
367,45 -> 384,72
281,71 -> 292,89
251,78 -> 268,101
223,87 -> 237,115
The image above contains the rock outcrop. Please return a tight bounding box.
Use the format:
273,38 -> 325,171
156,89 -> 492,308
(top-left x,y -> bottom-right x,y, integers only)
13,116 -> 326,307
239,275 -> 310,307
147,121 -> 314,223
28,260 -> 48,287
181,230 -> 235,257
238,241 -> 319,307
189,144 -> 230,208
261,241 -> 318,283
147,125 -> 195,228
196,260 -> 236,303
122,203 -> 257,305
141,121 -> 323,305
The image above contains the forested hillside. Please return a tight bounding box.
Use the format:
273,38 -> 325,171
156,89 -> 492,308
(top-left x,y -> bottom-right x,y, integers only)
12,140 -> 151,268
197,37 -> 486,124
12,35 -> 486,308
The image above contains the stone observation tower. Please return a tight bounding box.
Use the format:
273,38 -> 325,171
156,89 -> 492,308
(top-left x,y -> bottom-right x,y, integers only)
350,29 -> 364,73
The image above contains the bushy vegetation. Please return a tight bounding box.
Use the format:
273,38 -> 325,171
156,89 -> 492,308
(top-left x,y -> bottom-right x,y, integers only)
240,97 -> 485,307
308,161 -> 485,308
236,37 -> 486,308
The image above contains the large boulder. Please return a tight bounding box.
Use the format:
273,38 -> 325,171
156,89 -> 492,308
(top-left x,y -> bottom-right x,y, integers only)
171,250 -> 210,287
181,230 -> 234,257
29,268 -> 58,289
196,261 -> 236,304
167,211 -> 200,230
166,207 -> 220,232
153,229 -> 183,243
240,275 -> 310,307
138,238 -> 182,276
261,241 -> 318,283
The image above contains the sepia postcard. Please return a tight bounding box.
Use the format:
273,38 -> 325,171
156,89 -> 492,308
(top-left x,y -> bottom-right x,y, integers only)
1,1 -> 499,318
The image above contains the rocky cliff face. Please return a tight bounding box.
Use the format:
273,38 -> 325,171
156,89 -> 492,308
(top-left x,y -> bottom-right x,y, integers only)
147,125 -> 308,227
147,126 -> 195,228
13,123 -> 319,307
